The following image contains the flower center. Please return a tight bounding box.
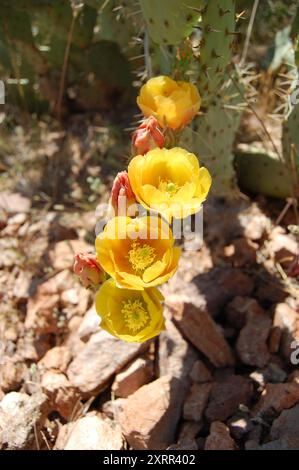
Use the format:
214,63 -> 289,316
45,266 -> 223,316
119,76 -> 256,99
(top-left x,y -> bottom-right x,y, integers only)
158,179 -> 179,196
128,241 -> 156,272
122,299 -> 149,332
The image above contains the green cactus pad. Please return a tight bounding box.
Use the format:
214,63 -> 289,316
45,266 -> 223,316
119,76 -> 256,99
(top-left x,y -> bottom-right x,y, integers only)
235,145 -> 294,199
181,76 -> 242,197
138,0 -> 206,45
198,0 -> 235,103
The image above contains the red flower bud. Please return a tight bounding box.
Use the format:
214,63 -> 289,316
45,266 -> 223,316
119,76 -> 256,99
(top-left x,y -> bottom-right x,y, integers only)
110,171 -> 137,217
73,253 -> 106,288
132,116 -> 164,155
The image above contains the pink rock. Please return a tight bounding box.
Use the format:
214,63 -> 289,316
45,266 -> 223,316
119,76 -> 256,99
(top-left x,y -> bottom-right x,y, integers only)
112,358 -> 153,398
189,360 -> 212,383
158,316 -> 198,380
41,371 -> 80,420
183,383 -> 213,421
38,346 -> 72,373
0,357 -> 27,392
0,192 -> 31,213
205,422 -> 237,450
168,300 -> 234,368
67,330 -> 147,396
205,375 -> 253,422
119,376 -> 185,450
253,383 -> 299,418
55,414 -> 123,450
273,303 -> 299,360
236,302 -> 271,367
270,404 -> 299,441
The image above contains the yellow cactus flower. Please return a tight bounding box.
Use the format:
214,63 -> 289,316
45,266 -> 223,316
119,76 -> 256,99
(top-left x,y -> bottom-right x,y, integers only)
137,75 -> 200,130
128,147 -> 212,220
95,216 -> 181,290
95,278 -> 165,342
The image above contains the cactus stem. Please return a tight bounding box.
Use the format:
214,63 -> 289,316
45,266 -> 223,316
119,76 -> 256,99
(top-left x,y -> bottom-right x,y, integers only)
219,8 -> 231,16
211,50 -> 222,59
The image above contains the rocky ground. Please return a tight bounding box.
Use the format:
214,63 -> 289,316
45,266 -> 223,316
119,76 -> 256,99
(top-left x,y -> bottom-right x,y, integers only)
0,189 -> 298,450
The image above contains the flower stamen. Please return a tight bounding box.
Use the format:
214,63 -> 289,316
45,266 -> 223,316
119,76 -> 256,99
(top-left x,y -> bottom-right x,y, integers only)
122,299 -> 149,332
128,241 -> 156,272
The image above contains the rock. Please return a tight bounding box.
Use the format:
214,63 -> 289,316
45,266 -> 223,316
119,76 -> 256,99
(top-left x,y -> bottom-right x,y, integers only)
41,371 -> 80,420
101,399 -> 126,420
112,358 -> 153,398
163,267 -> 254,318
255,278 -> 287,304
189,360 -> 212,383
205,422 -> 236,450
0,392 -> 48,449
168,439 -> 198,450
268,326 -> 282,354
226,296 -> 258,330
288,370 -> 299,384
0,192 -> 31,213
253,383 -> 299,418
250,363 -> 287,387
158,316 -> 198,380
258,436 -> 299,450
205,375 -> 253,422
223,238 -> 258,268
167,300 -> 234,368
273,303 -> 299,360
0,357 -> 27,392
236,301 -> 271,367
17,334 -> 53,362
24,271 -> 72,333
178,420 -> 202,443
77,305 -> 99,341
193,268 -> 254,316
26,294 -> 60,334
48,239 -> 92,271
270,404 -> 299,441
183,383 -> 212,421
55,414 -> 123,450
119,376 -> 185,450
228,414 -> 253,440
67,330 -> 147,396
38,346 -> 72,373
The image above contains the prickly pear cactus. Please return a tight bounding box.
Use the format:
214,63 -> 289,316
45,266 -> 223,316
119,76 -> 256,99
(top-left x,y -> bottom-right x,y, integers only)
283,103 -> 299,172
198,0 -> 235,103
138,0 -> 205,45
235,145 -> 294,199
99,0 -> 140,53
181,75 -> 242,196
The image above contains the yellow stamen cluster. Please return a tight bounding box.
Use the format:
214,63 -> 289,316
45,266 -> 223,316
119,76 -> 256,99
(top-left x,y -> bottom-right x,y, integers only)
128,241 -> 156,272
122,299 -> 149,332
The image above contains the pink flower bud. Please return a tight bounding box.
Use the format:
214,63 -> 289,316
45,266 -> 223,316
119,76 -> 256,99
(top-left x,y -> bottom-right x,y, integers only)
110,171 -> 137,217
132,116 -> 164,155
73,253 -> 106,288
